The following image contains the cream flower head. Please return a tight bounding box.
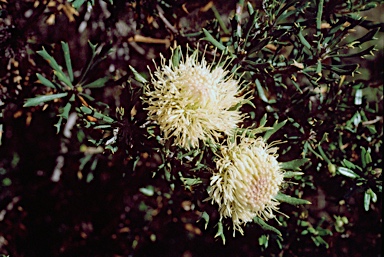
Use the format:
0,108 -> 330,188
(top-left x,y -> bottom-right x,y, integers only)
143,45 -> 248,150
208,135 -> 284,235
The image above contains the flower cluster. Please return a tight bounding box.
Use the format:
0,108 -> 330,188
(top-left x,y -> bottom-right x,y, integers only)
143,45 -> 286,236
207,136 -> 284,235
143,46 -> 247,150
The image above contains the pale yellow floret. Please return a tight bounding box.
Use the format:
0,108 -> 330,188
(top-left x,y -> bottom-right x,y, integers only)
143,46 -> 249,150
208,136 -> 284,235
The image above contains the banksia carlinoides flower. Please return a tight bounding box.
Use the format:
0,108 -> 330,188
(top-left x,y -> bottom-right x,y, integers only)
142,46 -> 248,150
208,135 -> 284,235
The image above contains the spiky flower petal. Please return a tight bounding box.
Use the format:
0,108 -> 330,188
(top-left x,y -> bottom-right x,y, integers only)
208,136 -> 284,235
143,46 -> 247,150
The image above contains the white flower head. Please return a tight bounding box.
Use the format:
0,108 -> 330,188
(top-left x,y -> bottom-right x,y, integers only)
143,45 -> 249,150
208,135 -> 284,235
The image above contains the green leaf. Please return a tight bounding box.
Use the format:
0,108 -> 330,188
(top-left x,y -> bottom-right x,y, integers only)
297,30 -> 311,50
341,159 -> 356,169
172,46 -> 182,68
313,235 -> 329,248
83,77 -> 110,88
88,40 -> 98,55
263,120 -> 287,141
37,47 -> 73,88
139,186 -> 155,196
80,106 -> 115,123
360,147 -> 372,169
325,63 -> 359,75
60,102 -> 72,119
71,0 -> 86,9
37,47 -> 63,74
129,65 -> 148,84
36,73 -> 57,89
337,166 -> 359,178
199,211 -> 210,230
259,113 -> 267,127
253,217 -> 282,236
280,158 -> 310,171
54,116 -> 63,133
283,171 -> 304,178
364,190 -> 371,211
246,2 -> 254,15
61,41 -> 74,82
330,45 -> 375,58
23,92 -> 68,107
180,176 -> 202,187
201,28 -> 226,51
370,189 -> 377,203
316,0 -> 324,31
348,28 -> 380,47
275,192 -> 311,205
53,70 -> 73,88
214,221 -> 226,244
255,79 -> 270,103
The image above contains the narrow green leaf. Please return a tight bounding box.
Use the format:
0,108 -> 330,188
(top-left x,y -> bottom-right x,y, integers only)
23,92 -> 68,107
283,171 -> 304,178
201,28 -> 226,51
297,30 -> 311,49
259,113 -> 267,127
316,60 -> 322,76
280,158 -> 310,171
277,0 -> 297,17
37,47 -> 72,88
172,46 -> 181,68
54,70 -> 73,88
214,221 -> 226,244
361,146 -> 372,169
80,105 -> 93,114
83,77 -> 110,88
37,47 -> 62,74
370,189 -> 377,203
255,79 -> 269,103
337,166 -> 359,178
314,235 -> 329,248
348,28 -> 380,47
341,159 -> 356,169
86,173 -> 94,183
61,41 -> 74,82
263,120 -> 287,140
60,102 -> 72,119
275,192 -> 311,205
88,41 -> 98,55
80,106 -> 115,123
211,5 -> 230,35
93,125 -> 112,129
330,45 -> 375,58
36,73 -> 57,89
246,2 -> 254,15
364,190 -> 371,211
54,116 -> 63,134
71,0 -> 86,9
361,147 -> 367,168
139,186 -> 155,196
316,0 -> 324,31
253,217 -> 282,236
129,65 -> 148,84
325,63 -> 359,75
199,211 -> 210,230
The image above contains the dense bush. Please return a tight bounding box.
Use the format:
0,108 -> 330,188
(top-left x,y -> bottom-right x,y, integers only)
0,0 -> 382,256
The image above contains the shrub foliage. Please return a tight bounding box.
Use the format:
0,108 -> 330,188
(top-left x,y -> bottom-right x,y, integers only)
0,0 -> 382,256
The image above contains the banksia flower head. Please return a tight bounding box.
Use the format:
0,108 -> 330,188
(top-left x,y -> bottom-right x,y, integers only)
143,45 -> 248,150
208,135 -> 284,235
